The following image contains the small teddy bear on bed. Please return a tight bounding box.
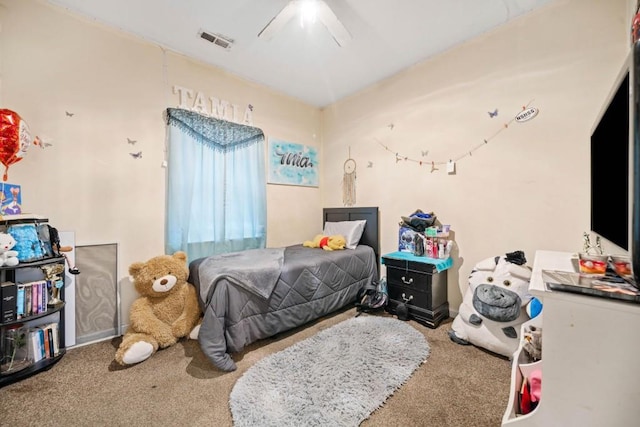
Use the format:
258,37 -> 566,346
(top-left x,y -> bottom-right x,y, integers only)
115,251 -> 202,366
303,234 -> 346,251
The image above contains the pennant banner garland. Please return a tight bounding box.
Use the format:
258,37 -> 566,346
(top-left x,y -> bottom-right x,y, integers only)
377,101 -> 538,173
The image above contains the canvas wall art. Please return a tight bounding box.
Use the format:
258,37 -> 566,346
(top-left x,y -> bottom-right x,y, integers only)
267,139 -> 318,187
0,183 -> 21,215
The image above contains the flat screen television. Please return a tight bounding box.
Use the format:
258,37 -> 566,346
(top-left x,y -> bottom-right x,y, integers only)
590,56 -> 630,253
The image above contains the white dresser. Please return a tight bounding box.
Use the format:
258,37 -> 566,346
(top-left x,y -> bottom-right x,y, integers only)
502,250 -> 640,426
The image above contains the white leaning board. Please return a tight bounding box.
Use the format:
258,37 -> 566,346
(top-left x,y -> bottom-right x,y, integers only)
59,231 -> 76,347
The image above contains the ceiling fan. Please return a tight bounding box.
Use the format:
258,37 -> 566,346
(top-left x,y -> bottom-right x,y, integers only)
258,0 -> 352,47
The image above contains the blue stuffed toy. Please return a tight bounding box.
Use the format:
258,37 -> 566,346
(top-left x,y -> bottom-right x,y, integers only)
7,224 -> 45,262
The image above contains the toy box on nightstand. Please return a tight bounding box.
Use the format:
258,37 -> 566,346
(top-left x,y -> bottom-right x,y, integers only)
398,227 -> 418,253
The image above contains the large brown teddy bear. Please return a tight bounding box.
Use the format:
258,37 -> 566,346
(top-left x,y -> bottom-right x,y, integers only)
115,251 -> 201,365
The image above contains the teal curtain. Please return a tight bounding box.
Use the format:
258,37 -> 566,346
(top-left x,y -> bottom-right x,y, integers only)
165,108 -> 266,262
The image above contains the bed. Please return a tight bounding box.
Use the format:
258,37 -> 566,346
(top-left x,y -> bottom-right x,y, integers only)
188,207 -> 380,371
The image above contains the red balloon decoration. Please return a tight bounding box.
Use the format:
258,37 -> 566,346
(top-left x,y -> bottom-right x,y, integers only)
0,109 -> 34,181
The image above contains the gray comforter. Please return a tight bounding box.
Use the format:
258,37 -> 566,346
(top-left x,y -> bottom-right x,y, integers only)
189,244 -> 378,371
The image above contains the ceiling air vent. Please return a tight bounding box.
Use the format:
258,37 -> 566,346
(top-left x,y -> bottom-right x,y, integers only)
199,30 -> 234,50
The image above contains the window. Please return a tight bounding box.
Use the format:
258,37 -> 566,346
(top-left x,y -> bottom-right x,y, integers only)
165,108 -> 266,262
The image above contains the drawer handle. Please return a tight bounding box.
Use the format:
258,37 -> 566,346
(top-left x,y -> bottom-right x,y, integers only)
401,276 -> 413,285
401,293 -> 414,303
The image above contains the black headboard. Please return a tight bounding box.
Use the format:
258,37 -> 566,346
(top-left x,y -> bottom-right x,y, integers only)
323,207 -> 380,268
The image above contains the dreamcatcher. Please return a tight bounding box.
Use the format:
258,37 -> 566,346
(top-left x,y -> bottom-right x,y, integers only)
342,148 -> 356,206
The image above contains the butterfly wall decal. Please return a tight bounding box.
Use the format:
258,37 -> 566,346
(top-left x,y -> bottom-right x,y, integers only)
421,150 -> 429,157
127,138 -> 137,145
488,109 -> 498,118
33,138 -> 53,149
130,152 -> 142,159
367,161 -> 373,168
65,111 -> 74,117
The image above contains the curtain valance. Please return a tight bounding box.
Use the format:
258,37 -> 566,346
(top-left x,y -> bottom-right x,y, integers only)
165,108 -> 264,152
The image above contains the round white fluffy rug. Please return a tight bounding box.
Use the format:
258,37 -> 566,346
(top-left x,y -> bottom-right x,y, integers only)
229,315 -> 430,426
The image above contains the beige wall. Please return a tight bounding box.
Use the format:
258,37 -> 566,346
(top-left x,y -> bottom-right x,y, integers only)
322,0 -> 630,309
0,0 -> 322,325
0,0 -> 631,329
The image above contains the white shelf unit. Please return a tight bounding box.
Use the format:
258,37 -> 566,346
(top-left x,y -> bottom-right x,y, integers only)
502,250 -> 640,426
502,314 -> 543,425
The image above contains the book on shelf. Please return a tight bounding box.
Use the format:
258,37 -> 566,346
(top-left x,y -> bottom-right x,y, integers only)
15,281 -> 50,319
42,281 -> 48,308
40,322 -> 59,356
1,281 -> 17,323
32,283 -> 39,315
24,285 -> 31,317
52,323 -> 59,356
46,328 -> 54,358
27,327 -> 44,363
36,280 -> 45,313
27,322 -> 60,359
16,284 -> 24,319
38,328 -> 46,359
42,327 -> 50,358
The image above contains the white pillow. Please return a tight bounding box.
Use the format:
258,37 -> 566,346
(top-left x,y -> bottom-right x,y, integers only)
323,220 -> 366,250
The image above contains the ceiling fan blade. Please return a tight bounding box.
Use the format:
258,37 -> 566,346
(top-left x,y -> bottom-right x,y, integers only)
316,0 -> 351,47
258,1 -> 299,40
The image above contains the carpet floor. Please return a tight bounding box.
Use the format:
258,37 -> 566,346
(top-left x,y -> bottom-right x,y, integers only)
0,307 -> 511,426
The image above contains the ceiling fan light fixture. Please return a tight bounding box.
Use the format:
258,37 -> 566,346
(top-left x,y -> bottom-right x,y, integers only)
258,0 -> 351,47
300,0 -> 318,28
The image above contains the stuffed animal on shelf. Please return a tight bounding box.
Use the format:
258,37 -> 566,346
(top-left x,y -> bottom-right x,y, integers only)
115,251 -> 202,366
448,251 -> 541,358
0,232 -> 19,266
7,224 -> 44,262
522,325 -> 542,362
302,234 -> 346,251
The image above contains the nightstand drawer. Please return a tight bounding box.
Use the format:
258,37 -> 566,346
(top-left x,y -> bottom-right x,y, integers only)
387,282 -> 431,308
386,265 -> 432,290
385,266 -> 448,309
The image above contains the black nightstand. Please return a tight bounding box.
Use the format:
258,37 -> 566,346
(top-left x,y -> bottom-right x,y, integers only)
381,252 -> 451,328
